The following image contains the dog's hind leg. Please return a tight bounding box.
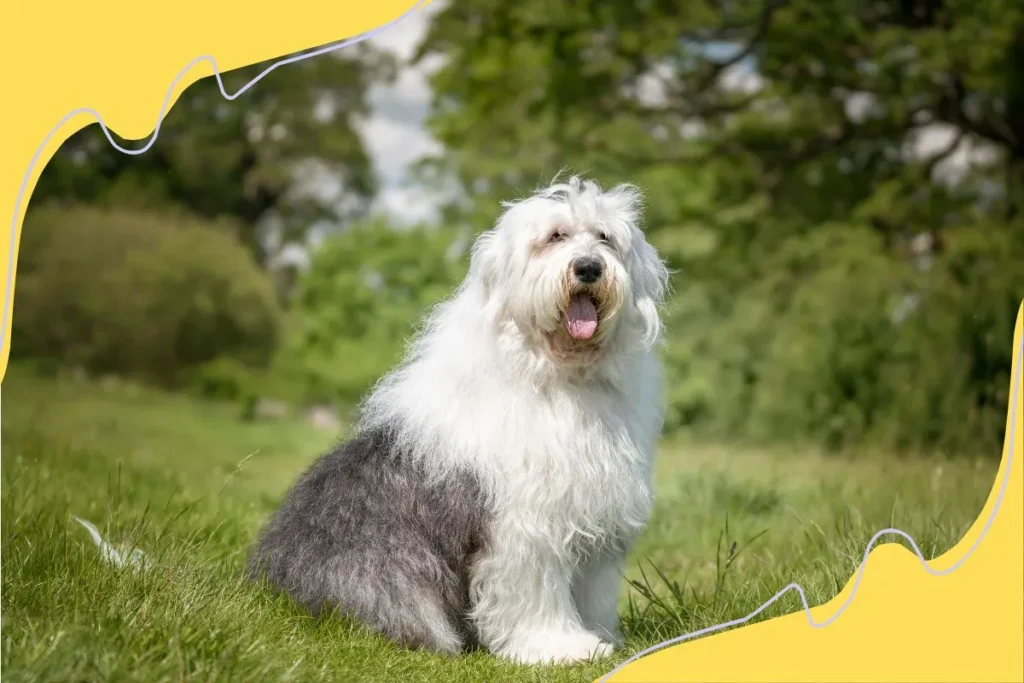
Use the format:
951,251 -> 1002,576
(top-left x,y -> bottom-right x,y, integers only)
267,544 -> 473,655
357,580 -> 467,655
248,427 -> 484,656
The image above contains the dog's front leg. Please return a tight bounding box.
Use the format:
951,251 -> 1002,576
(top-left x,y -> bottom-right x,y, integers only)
469,531 -> 613,665
572,551 -> 626,647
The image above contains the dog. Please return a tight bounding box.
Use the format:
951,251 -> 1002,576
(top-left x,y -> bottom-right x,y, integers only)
247,175 -> 670,665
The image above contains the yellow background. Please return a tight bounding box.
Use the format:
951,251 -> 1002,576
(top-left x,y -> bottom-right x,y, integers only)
1,2 -> 1021,681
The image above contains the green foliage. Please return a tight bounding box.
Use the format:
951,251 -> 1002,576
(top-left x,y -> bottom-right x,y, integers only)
185,357 -> 260,402
879,222 -> 1024,452
661,217 -> 1024,454
31,45 -> 395,261
415,0 -> 1024,455
280,218 -> 467,406
749,227 -> 904,449
12,204 -> 282,385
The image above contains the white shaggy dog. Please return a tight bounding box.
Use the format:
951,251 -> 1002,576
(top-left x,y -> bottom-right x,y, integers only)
249,175 -> 670,665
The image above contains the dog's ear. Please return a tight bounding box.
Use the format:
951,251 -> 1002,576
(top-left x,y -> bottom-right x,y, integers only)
601,183 -> 670,347
469,229 -> 503,297
631,234 -> 671,348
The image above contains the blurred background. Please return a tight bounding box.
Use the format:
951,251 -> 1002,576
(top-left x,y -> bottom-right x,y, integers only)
3,1 -> 1023,679
10,0 -> 1023,456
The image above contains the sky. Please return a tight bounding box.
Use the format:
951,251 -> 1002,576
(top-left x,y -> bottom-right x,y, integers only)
276,2 -> 444,267
359,2 -> 446,226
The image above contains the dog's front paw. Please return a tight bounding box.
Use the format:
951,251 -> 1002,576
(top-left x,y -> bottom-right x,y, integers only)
501,630 -> 615,665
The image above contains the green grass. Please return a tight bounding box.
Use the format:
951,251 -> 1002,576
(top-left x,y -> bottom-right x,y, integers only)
1,364 -> 1001,682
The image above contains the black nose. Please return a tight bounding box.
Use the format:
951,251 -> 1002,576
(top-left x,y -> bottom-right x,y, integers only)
573,257 -> 604,284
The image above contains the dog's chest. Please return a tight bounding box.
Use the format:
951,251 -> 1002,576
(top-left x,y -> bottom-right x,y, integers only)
495,388 -> 655,547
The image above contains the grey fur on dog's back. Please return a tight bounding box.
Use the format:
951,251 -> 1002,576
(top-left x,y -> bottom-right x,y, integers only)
247,425 -> 488,654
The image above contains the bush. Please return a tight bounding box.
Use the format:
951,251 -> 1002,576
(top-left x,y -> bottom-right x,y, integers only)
12,204 -> 282,385
184,357 -> 258,402
875,221 -> 1024,454
743,225 -> 903,450
660,217 -> 1024,456
280,218 -> 467,407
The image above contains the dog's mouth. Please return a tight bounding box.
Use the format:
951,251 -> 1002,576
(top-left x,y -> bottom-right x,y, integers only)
564,293 -> 600,341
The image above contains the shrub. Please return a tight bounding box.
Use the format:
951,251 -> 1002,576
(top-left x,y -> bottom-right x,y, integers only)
876,220 -> 1024,454
281,218 -> 467,407
744,225 -> 903,450
12,204 -> 282,385
660,217 -> 1024,456
184,357 -> 258,402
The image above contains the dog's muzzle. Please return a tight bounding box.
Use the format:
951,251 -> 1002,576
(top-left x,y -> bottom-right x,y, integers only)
572,257 -> 604,284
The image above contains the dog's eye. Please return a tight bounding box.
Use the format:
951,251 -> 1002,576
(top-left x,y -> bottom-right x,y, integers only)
597,232 -> 609,243
548,231 -> 566,244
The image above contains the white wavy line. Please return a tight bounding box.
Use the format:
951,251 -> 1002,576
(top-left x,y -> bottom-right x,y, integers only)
599,331 -> 1022,682
2,0 -> 429,349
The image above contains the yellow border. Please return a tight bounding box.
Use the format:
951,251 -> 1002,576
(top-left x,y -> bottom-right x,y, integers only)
0,4 -> 1021,682
0,0 -> 424,380
601,305 -> 1024,683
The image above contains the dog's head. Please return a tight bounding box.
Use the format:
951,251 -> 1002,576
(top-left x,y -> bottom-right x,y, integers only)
468,175 -> 670,366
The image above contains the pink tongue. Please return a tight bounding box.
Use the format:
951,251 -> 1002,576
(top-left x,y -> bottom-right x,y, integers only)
565,295 -> 598,340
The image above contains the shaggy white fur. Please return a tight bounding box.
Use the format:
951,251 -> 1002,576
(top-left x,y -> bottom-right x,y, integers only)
357,175 -> 671,664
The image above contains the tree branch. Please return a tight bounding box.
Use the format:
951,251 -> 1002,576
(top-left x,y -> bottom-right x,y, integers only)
691,0 -> 789,94
935,75 -> 1018,149
921,126 -> 965,180
618,89 -> 763,122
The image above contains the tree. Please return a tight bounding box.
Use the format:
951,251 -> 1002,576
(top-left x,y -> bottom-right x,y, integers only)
413,0 -> 1024,453
278,218 -> 468,405
32,42 -> 396,263
414,0 -> 1024,223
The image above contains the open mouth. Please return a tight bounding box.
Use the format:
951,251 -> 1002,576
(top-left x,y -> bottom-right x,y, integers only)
564,293 -> 600,341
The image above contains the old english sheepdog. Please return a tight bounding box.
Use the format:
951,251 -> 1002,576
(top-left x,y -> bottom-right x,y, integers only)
248,175 -> 670,665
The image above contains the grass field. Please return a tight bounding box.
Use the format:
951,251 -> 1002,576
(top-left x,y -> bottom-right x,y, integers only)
1,364 -> 1002,682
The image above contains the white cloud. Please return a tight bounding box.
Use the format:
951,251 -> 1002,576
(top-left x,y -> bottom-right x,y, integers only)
719,63 -> 764,94
357,1 -> 448,225
633,62 -> 674,107
366,1 -> 437,62
374,184 -> 449,225
844,91 -> 881,122
358,112 -> 443,190
907,123 -> 1001,185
